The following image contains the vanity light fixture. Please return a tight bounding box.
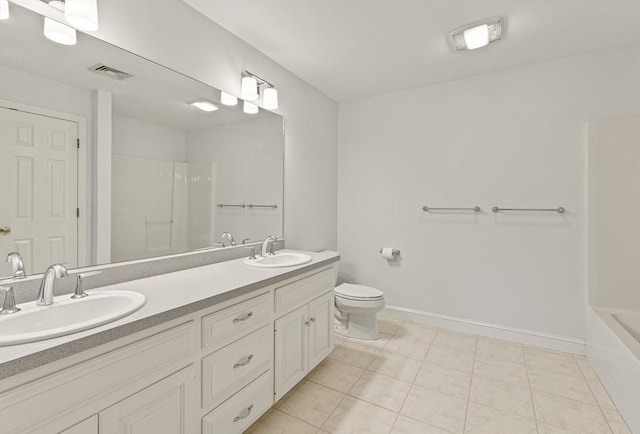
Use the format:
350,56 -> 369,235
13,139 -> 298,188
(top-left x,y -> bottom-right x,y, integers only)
262,87 -> 278,110
0,0 -> 9,21
240,75 -> 259,101
450,17 -> 504,51
241,70 -> 279,110
44,1 -> 77,46
243,101 -> 258,114
65,0 -> 99,31
220,91 -> 238,106
190,99 -> 219,112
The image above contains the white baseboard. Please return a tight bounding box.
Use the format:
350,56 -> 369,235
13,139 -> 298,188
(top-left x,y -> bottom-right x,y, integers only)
380,305 -> 586,355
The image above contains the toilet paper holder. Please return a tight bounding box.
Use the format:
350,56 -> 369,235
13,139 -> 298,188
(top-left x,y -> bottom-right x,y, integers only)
379,248 -> 401,256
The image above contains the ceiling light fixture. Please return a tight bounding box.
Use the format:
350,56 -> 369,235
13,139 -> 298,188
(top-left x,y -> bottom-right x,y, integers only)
0,0 -> 9,21
44,2 -> 77,46
243,101 -> 258,114
190,100 -> 219,112
220,91 -> 238,106
65,0 -> 99,31
450,17 -> 504,51
240,70 -> 279,110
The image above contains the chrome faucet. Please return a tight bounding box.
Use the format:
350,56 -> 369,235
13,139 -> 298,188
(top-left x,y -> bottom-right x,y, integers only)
6,252 -> 26,279
0,286 -> 20,314
37,264 -> 68,306
215,232 -> 236,247
261,235 -> 278,256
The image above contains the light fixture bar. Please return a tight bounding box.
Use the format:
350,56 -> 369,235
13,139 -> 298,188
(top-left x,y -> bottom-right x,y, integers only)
242,70 -> 275,89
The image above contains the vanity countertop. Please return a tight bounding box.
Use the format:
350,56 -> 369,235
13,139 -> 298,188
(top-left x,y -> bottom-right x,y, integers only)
0,250 -> 340,380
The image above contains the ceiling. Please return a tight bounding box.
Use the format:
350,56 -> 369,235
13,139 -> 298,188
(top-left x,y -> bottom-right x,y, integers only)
184,0 -> 640,102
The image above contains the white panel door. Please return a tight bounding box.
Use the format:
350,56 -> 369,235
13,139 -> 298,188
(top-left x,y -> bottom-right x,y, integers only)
307,291 -> 334,371
99,366 -> 196,434
274,305 -> 308,401
0,107 -> 78,276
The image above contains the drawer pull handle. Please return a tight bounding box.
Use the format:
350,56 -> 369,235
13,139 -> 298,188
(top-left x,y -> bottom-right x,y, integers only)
233,312 -> 253,323
233,404 -> 254,422
234,354 -> 254,369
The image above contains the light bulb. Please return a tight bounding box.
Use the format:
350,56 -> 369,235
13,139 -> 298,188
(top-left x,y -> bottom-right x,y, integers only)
0,0 -> 9,21
243,101 -> 258,114
44,17 -> 77,45
65,0 -> 99,31
220,91 -> 238,106
240,76 -> 259,101
463,24 -> 489,50
263,87 -> 278,110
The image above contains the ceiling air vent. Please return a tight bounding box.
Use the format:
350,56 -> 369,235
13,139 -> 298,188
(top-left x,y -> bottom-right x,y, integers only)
88,63 -> 134,81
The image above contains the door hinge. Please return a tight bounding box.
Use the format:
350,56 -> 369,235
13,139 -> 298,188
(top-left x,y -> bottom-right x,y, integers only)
77,138 -> 80,149
76,208 -> 80,218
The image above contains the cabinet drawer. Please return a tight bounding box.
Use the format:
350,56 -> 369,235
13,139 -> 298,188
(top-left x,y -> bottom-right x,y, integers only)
275,268 -> 335,314
202,325 -> 273,410
202,370 -> 272,434
202,292 -> 271,351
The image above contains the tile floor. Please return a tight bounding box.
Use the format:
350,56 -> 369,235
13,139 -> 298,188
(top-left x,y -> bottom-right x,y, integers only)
246,317 -> 632,434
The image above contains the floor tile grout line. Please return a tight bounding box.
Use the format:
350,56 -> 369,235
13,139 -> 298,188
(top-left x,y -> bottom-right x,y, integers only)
396,413 -> 460,434
460,335 -> 478,434
318,350 -> 372,434
573,350 -> 616,434
524,341 -> 545,434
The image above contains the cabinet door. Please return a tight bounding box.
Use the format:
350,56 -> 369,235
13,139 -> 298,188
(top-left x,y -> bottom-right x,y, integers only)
307,291 -> 335,370
99,366 -> 195,434
274,305 -> 308,401
59,415 -> 98,434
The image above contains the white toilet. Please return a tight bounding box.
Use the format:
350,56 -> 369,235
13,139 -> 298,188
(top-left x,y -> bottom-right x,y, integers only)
334,283 -> 385,340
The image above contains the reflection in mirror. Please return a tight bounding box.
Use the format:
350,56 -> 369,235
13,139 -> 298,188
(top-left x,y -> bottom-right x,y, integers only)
0,3 -> 284,277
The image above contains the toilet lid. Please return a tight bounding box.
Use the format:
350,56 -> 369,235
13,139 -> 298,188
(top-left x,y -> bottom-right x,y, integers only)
335,283 -> 384,300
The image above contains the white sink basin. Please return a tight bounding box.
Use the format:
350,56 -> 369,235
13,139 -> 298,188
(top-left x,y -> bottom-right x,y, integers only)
244,252 -> 312,268
0,290 -> 146,346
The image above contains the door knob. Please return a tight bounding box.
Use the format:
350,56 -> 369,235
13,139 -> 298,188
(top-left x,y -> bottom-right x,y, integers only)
0,227 -> 10,235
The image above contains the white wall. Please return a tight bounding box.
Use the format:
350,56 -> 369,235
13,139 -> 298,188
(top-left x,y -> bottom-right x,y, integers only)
0,65 -> 93,119
112,114 -> 187,162
338,47 -> 640,341
588,116 -> 640,311
186,116 -> 284,241
75,0 -> 337,251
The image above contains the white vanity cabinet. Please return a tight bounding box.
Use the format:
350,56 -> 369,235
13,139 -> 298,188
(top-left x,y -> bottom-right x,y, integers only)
0,259 -> 339,434
99,366 -> 196,434
273,270 -> 335,401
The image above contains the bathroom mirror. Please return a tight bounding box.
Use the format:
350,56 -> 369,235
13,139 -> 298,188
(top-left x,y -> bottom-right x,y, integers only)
0,3 -> 284,278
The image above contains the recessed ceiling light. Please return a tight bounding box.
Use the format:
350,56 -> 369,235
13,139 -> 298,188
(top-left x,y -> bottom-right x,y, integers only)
450,17 -> 504,51
190,100 -> 219,112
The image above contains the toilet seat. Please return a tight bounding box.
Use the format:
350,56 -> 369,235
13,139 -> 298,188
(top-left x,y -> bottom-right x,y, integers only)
335,284 -> 384,301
